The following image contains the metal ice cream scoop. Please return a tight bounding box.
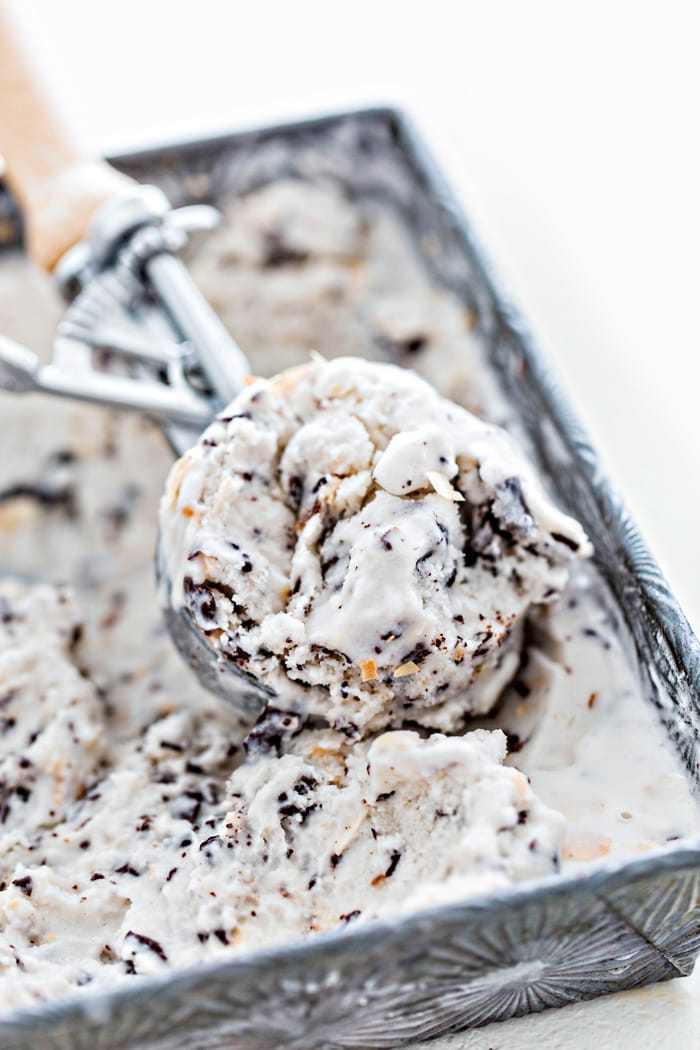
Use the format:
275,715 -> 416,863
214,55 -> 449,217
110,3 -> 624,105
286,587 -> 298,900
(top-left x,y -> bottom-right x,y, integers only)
0,8 -> 269,720
0,190 -> 244,454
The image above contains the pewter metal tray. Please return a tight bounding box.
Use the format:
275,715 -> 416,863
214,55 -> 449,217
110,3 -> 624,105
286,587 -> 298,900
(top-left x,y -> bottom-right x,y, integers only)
1,107 -> 700,1050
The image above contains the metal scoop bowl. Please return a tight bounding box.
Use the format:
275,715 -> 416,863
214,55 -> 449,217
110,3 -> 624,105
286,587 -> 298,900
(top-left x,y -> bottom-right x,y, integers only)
155,543 -> 273,721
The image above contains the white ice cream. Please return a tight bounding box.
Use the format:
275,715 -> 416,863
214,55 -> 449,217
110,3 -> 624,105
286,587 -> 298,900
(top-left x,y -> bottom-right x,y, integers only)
0,579 -> 563,1007
0,582 -> 105,834
160,356 -> 589,734
0,178 -> 697,1014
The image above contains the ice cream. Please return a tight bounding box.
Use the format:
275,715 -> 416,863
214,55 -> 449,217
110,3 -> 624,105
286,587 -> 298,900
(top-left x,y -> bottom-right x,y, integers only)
0,177 -> 697,1015
160,356 -> 590,735
0,578 -> 563,1007
0,582 -> 105,834
188,179 -> 507,419
189,724 -> 564,944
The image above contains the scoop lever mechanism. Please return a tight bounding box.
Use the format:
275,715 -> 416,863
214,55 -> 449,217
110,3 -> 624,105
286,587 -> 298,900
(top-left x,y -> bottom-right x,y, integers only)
0,331 -> 214,427
45,187 -> 251,452
0,187 -> 252,454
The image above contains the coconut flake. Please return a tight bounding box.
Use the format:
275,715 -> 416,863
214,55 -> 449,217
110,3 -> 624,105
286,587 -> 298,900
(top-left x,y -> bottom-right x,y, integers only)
426,471 -> 465,502
393,661 -> 419,678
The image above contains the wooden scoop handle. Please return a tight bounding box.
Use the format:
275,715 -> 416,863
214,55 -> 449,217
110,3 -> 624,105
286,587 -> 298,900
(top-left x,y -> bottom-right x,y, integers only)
0,3 -> 134,272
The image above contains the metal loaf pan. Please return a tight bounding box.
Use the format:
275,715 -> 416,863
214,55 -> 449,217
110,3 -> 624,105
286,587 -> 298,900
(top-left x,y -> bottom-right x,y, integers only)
1,108 -> 699,1050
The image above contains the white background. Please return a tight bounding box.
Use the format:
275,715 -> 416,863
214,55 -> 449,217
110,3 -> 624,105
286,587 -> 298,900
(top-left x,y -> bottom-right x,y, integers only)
5,1 -> 700,1046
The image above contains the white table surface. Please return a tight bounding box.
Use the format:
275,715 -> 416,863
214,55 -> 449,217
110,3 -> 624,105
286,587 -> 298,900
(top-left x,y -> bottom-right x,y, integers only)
5,1 -> 700,1046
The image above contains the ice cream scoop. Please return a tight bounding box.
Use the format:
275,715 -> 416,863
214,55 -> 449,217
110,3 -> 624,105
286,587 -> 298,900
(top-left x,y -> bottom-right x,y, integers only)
159,356 -> 591,732
0,5 -> 247,454
0,6 -> 261,717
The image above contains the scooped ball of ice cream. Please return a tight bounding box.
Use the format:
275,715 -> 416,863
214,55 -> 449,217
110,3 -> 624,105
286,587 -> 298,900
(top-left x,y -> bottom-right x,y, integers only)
160,357 -> 591,736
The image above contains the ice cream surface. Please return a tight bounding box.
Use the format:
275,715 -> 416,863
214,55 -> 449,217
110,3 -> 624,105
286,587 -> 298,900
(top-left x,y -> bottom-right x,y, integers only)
0,177 -> 697,1015
0,582 -> 105,834
0,579 -> 563,1006
161,356 -> 589,734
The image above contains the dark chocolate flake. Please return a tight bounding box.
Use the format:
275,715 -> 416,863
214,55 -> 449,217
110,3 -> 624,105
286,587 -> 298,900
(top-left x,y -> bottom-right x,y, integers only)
244,707 -> 304,759
262,232 -> 309,268
126,930 -> 168,962
287,475 -> 304,512
0,479 -> 77,518
279,801 -> 319,825
551,531 -> 579,552
159,739 -> 184,753
217,410 -> 252,424
183,578 -> 220,629
115,864 -> 141,877
199,835 -> 222,852
181,790 -> 203,825
505,731 -> 523,754
400,644 -> 430,666
376,333 -> 427,359
12,875 -> 32,897
385,851 -> 402,878
321,554 -> 339,579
